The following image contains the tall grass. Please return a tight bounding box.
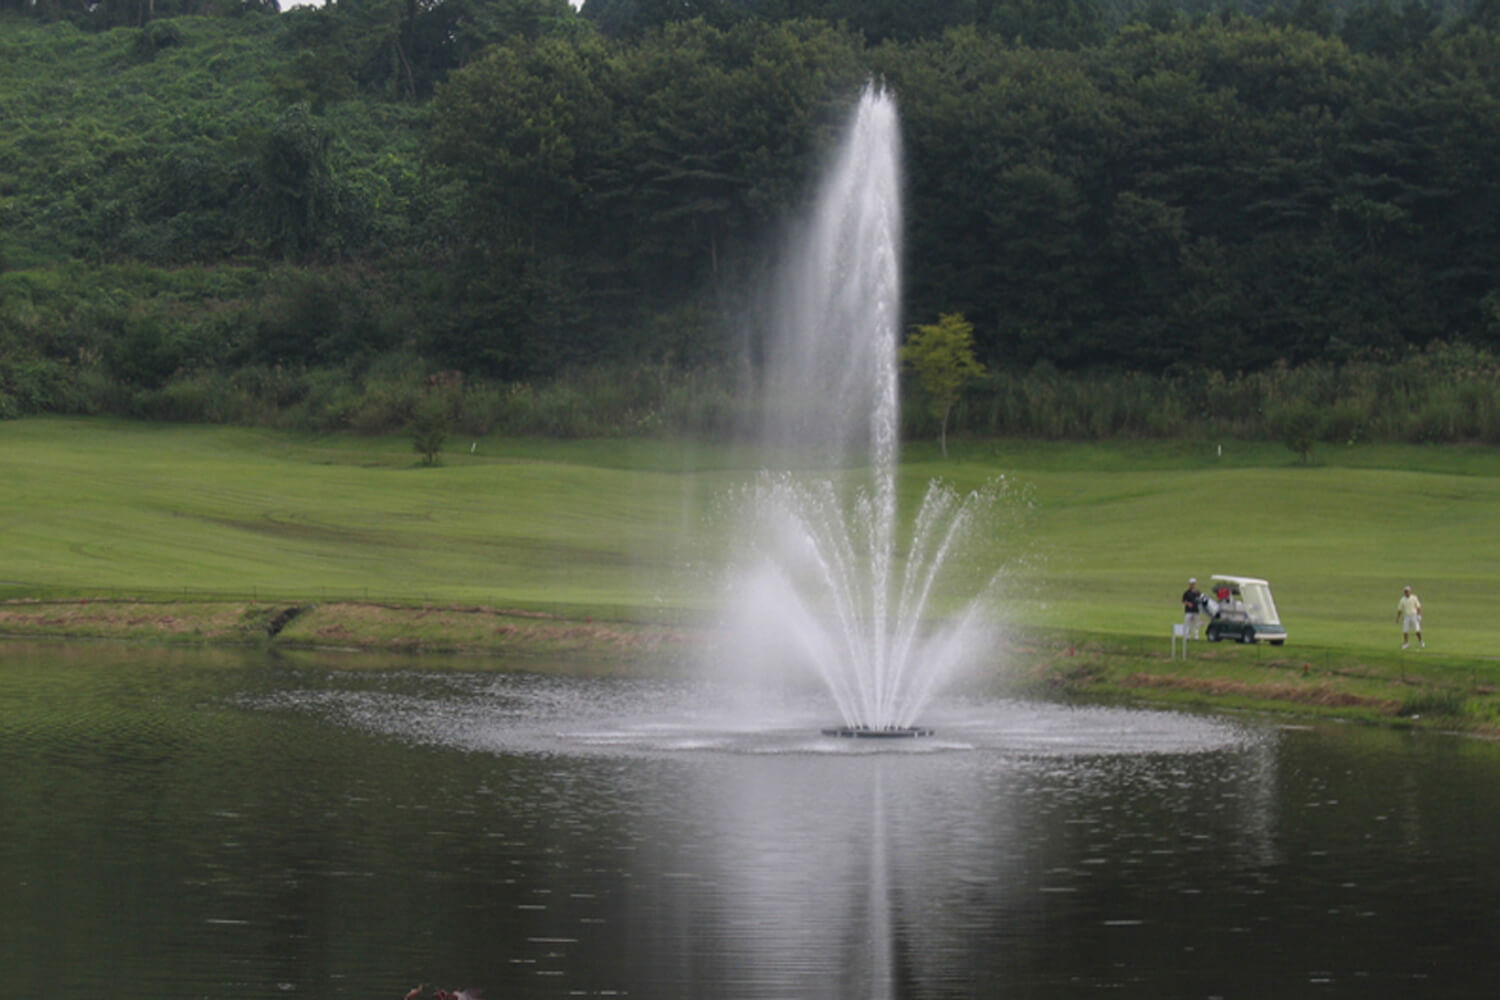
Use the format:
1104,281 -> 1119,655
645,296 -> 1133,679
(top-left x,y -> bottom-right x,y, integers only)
1395,689 -> 1469,718
929,343 -> 1500,445
88,360 -> 757,439
12,340 -> 1500,445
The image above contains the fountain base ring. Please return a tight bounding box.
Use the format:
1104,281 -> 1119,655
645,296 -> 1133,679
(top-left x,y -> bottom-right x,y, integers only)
821,726 -> 934,739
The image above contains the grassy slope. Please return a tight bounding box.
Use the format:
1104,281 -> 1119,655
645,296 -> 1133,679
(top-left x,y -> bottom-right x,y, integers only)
905,437 -> 1500,657
0,418 -> 735,616
3,418 -> 1499,662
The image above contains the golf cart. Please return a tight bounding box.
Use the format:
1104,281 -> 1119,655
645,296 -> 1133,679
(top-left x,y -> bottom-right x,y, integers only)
1204,575 -> 1287,645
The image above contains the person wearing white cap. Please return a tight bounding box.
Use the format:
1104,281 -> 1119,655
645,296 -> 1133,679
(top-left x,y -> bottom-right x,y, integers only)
1181,577 -> 1204,640
1397,586 -> 1423,649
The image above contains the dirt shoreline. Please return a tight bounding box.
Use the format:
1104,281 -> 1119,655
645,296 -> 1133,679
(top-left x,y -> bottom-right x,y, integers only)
0,597 -> 697,660
3,597 -> 1494,735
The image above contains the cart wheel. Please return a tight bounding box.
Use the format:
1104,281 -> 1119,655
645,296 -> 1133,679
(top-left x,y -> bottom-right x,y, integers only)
1238,631 -> 1254,644
1207,631 -> 1221,642
1269,639 -> 1284,646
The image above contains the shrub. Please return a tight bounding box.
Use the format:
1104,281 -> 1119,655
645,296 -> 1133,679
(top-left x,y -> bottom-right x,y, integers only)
133,374 -> 231,423
350,379 -> 421,435
132,20 -> 181,62
410,394 -> 451,465
661,371 -> 743,438
287,368 -> 364,431
1269,402 -> 1322,463
0,354 -> 75,415
1321,402 -> 1365,445
450,382 -> 502,436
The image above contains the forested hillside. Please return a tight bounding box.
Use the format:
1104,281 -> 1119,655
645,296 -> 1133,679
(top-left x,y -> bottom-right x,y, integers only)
3,0 -> 1500,441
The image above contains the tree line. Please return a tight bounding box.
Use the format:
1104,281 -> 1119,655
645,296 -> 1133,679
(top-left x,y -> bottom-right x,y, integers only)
2,0 -> 1499,440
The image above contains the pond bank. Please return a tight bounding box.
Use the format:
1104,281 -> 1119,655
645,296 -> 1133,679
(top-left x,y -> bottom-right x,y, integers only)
0,597 -> 696,664
3,597 -> 1497,736
1008,630 -> 1500,738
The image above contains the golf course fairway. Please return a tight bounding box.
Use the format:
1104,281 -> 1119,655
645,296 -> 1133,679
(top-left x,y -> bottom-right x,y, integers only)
3,418 -> 1499,706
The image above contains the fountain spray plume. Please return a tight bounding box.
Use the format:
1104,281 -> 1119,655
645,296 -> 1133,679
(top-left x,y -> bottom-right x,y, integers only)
723,83 -> 1004,733
763,80 -> 903,481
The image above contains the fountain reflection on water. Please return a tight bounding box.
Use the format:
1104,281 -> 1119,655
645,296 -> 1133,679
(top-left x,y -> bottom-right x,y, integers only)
239,667 -> 1271,998
19,644 -> 1500,999
722,83 -> 1001,734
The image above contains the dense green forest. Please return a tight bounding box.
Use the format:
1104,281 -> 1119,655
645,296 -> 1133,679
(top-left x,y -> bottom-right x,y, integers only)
3,0 -> 1500,442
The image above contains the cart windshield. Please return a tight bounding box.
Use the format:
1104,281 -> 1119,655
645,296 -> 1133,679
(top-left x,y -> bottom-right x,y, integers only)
1236,580 -> 1281,626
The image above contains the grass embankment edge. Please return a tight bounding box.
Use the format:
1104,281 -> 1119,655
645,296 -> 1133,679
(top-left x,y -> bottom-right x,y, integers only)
0,597 -> 699,667
4,597 -> 1498,738
1007,628 -> 1500,737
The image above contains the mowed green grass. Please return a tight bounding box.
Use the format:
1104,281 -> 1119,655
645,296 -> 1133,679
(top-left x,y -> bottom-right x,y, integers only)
909,438 -> 1500,656
3,418 -> 1499,656
0,418 -> 743,615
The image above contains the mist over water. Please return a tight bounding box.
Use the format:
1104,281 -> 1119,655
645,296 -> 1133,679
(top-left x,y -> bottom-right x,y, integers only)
722,85 -> 1001,731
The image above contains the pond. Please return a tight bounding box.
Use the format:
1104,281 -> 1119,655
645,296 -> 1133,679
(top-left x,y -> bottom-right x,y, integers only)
2,639 -> 1498,998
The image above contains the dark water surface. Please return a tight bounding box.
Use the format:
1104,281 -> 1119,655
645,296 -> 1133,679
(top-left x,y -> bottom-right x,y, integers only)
2,640 -> 1498,999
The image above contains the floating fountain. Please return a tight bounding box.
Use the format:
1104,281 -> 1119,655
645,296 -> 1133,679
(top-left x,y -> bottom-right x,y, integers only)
723,84 -> 1001,738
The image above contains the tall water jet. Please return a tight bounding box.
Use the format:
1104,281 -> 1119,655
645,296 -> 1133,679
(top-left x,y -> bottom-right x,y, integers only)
723,84 -> 1001,734
763,81 -> 903,477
